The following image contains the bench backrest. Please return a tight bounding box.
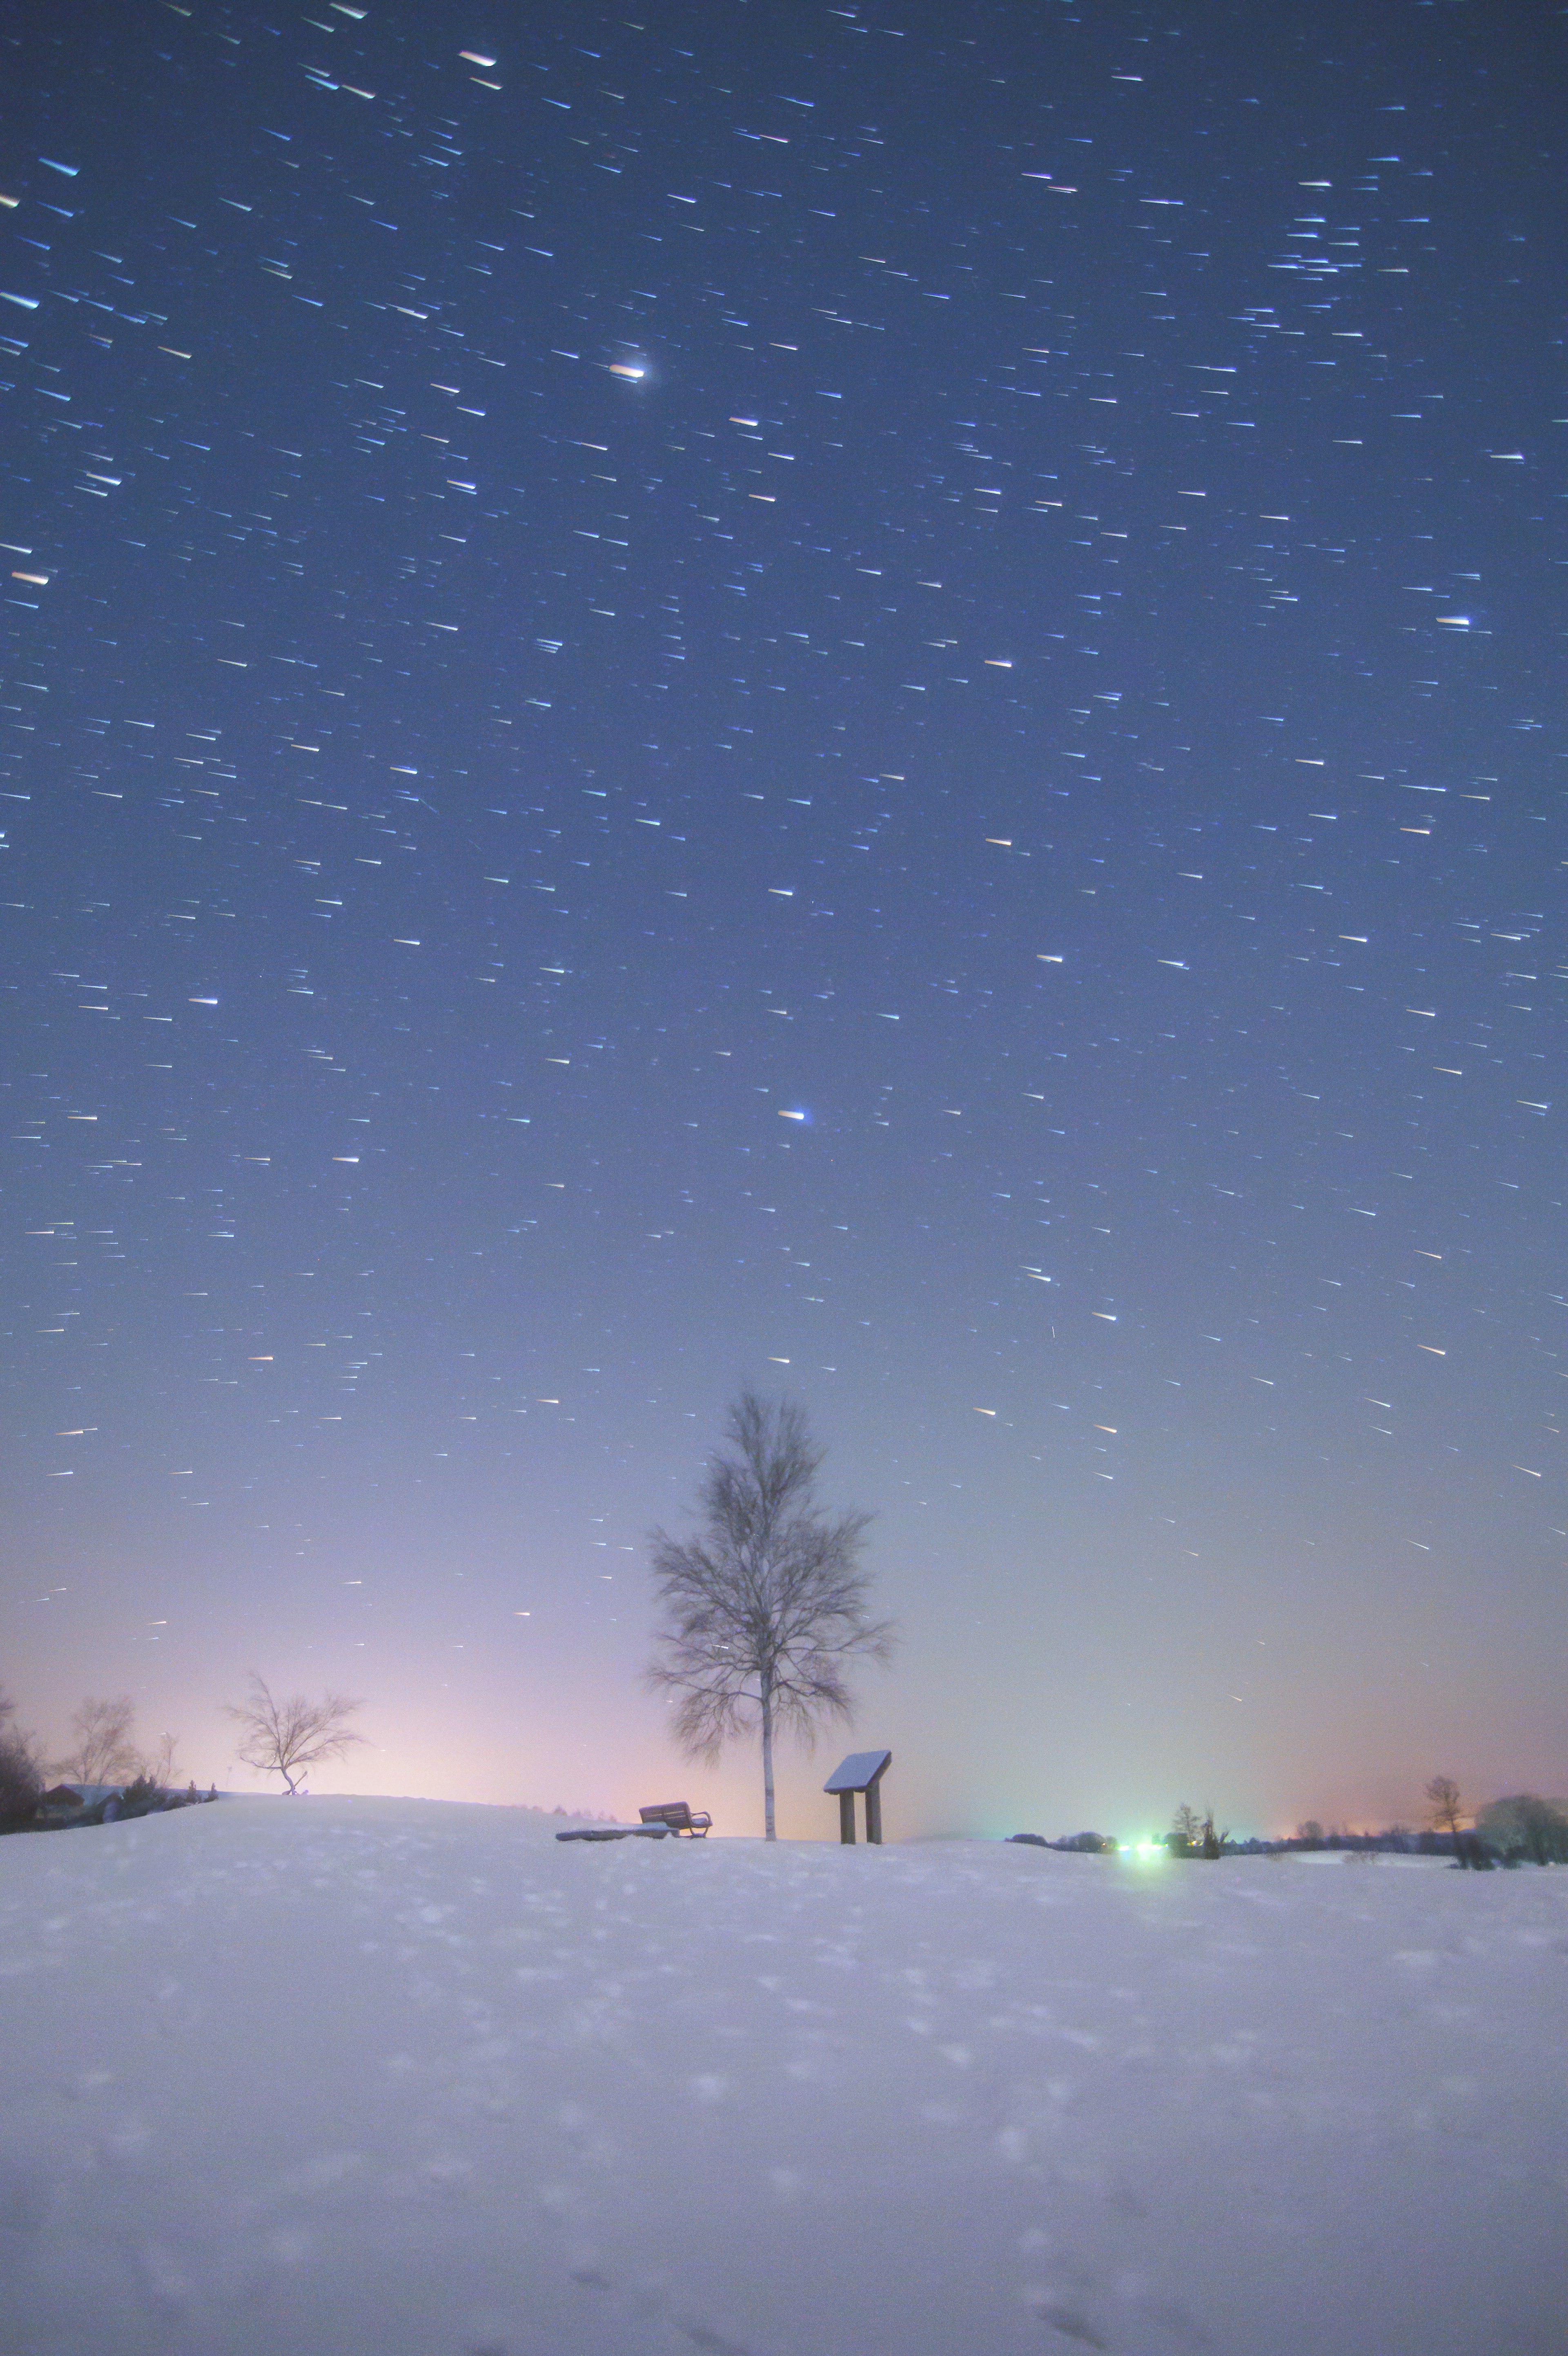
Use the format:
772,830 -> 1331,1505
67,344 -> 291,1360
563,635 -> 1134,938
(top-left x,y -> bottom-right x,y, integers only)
639,1802 -> 694,1830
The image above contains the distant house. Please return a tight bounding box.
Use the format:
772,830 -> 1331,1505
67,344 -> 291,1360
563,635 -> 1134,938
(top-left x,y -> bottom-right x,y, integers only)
24,1780 -> 218,1833
40,1783 -> 129,1820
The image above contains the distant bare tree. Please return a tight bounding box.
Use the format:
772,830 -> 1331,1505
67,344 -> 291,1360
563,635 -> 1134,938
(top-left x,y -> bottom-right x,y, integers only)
140,1730 -> 180,1791
1425,1774 -> 1466,1859
1295,1819 -> 1325,1848
224,1676 -> 365,1795
56,1695 -> 140,1788
1171,1803 -> 1202,1852
646,1388 -> 895,1839
0,1689 -> 43,1828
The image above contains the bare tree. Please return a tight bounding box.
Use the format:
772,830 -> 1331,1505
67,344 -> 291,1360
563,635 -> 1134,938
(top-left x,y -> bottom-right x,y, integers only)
56,1695 -> 140,1789
646,1388 -> 895,1840
1171,1802 -> 1202,1853
0,1689 -> 43,1828
1425,1773 -> 1466,1859
224,1676 -> 365,1795
140,1730 -> 180,1792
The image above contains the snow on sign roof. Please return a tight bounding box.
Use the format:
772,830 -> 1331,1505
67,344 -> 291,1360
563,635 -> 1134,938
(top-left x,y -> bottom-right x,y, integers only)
823,1748 -> 891,1793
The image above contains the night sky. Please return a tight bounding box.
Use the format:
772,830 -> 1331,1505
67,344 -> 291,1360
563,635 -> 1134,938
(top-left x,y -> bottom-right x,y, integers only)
3,0 -> 1563,1841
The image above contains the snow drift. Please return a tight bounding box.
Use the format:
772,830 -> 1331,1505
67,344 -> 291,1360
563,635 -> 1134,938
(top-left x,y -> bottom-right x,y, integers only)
1,1797 -> 1562,2355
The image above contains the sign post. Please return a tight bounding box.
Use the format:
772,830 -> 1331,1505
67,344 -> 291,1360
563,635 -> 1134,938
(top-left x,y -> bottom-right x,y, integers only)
824,1749 -> 892,1845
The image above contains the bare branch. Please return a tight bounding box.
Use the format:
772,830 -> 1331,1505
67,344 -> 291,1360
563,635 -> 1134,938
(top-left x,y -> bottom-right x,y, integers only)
140,1730 -> 180,1791
223,1676 -> 366,1795
54,1696 -> 140,1789
1424,1774 -> 1464,1839
646,1387 -> 896,1837
1425,1772 -> 1482,1866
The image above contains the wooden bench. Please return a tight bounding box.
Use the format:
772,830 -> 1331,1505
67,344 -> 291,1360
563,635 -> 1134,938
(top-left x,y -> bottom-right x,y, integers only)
638,1801 -> 712,1837
555,1803 -> 713,1844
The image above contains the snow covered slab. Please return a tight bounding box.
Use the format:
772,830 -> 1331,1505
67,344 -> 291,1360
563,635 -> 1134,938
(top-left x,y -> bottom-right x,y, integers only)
2,1800 -> 1564,2356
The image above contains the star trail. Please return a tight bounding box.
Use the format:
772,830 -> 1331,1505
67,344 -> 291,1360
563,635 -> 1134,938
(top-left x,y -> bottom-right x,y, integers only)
2,0 -> 1562,1837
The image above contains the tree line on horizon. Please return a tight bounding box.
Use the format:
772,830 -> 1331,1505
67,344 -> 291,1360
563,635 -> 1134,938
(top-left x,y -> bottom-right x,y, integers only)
1152,1776 -> 1568,1865
4,1393 -> 1563,1855
4,1666 -> 1563,1860
0,1677 -> 365,1830
1017,1784 -> 1568,1864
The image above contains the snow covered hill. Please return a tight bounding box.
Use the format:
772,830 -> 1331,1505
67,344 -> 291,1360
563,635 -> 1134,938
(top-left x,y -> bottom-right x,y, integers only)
2,1797 -> 1563,2356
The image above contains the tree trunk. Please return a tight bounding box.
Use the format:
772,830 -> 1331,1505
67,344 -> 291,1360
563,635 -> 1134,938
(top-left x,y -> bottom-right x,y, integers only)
760,1681 -> 776,1841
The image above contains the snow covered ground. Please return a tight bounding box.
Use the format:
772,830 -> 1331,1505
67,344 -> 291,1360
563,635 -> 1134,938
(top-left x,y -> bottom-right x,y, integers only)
2,1798 -> 1563,2356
